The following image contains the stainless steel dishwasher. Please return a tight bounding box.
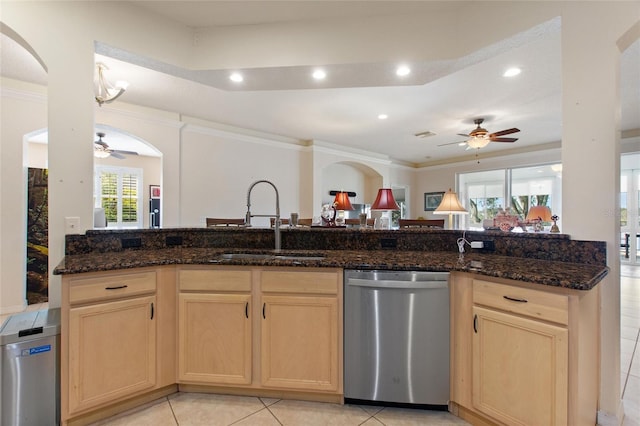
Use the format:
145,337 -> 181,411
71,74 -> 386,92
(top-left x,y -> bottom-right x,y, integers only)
344,270 -> 450,409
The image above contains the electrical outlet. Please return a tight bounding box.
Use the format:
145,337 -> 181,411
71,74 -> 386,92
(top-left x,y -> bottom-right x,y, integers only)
380,238 -> 397,249
470,241 -> 484,249
121,238 -> 142,248
65,217 -> 80,234
166,236 -> 183,246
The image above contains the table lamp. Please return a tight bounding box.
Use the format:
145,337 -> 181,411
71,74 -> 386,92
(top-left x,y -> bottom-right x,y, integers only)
333,191 -> 354,226
434,189 -> 468,230
525,205 -> 552,232
371,188 -> 400,229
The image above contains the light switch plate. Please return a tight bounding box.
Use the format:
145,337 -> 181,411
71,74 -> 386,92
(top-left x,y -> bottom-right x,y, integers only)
65,217 -> 80,234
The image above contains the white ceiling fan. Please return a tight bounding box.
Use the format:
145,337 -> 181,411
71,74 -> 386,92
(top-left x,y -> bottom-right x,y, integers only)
93,132 -> 138,159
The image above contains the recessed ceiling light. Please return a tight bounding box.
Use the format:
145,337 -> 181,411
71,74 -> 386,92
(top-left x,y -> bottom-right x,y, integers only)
378,114 -> 388,120
396,65 -> 411,76
229,72 -> 243,82
312,69 -> 326,80
503,67 -> 521,77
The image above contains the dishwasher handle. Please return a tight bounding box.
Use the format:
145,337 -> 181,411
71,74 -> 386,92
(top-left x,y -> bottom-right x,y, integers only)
347,278 -> 448,290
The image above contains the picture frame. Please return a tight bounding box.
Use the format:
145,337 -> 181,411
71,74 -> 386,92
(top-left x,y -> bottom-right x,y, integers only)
424,191 -> 444,211
150,185 -> 161,199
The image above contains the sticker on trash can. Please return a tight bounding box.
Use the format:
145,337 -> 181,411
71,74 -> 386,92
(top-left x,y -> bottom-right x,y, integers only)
20,345 -> 51,357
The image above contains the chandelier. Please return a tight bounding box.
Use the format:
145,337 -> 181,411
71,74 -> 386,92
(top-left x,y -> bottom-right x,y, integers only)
94,62 -> 128,106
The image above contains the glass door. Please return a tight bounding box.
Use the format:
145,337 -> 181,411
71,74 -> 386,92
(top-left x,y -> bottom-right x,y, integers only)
621,156 -> 640,264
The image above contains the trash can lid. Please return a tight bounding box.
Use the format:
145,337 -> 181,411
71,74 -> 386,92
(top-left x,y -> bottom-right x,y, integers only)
0,308 -> 60,345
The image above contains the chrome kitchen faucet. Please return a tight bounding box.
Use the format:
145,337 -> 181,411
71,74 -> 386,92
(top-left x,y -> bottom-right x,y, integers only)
245,180 -> 281,251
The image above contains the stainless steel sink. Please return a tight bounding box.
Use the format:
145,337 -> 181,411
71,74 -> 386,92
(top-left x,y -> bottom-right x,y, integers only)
218,253 -> 274,260
215,253 -> 325,261
272,255 -> 325,261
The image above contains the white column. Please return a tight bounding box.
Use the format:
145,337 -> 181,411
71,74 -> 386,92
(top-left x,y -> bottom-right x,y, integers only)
561,3 -> 638,421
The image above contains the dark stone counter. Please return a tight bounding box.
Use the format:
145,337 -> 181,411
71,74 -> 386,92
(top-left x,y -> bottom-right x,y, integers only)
54,244 -> 608,291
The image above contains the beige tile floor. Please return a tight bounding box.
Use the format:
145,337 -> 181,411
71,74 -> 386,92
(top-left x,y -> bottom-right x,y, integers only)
89,394 -> 468,426
1,265 -> 638,425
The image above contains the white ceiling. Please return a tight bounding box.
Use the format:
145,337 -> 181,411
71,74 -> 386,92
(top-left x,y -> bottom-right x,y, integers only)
2,2 -> 639,166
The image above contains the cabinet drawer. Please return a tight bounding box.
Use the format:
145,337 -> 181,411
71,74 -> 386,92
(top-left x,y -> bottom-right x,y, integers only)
473,279 -> 568,325
68,271 -> 156,305
261,271 -> 338,294
179,268 -> 252,292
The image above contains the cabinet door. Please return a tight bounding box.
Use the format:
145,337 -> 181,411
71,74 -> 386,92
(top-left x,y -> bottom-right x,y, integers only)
178,293 -> 252,384
261,295 -> 338,392
472,306 -> 568,426
68,295 -> 156,414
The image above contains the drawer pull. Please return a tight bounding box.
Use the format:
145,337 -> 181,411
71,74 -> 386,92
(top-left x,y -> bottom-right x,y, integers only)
473,314 -> 478,333
262,303 -> 266,319
503,295 -> 528,303
245,302 -> 249,319
150,302 -> 154,320
105,285 -> 128,290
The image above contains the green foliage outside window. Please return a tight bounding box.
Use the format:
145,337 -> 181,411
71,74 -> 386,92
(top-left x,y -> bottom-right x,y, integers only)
511,194 -> 550,219
469,197 -> 503,223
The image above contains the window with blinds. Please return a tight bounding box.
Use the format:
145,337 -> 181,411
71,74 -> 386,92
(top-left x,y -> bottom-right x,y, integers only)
95,166 -> 143,228
458,164 -> 562,230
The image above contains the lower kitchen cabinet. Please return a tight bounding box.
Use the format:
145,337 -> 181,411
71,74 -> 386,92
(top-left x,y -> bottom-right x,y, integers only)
61,267 -> 176,424
472,305 -> 568,425
450,273 -> 599,426
261,282 -> 339,391
177,266 -> 342,396
178,268 -> 252,384
68,295 -> 157,413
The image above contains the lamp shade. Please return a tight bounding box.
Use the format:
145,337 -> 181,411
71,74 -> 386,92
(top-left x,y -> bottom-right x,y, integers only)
371,188 -> 400,210
434,189 -> 468,214
333,192 -> 354,211
525,205 -> 552,222
433,189 -> 468,230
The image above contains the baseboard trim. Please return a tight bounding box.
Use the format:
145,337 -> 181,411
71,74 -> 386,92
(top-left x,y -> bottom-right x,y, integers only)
597,400 -> 625,426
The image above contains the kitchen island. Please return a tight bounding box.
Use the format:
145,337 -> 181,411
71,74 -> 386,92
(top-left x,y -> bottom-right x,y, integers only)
54,227 -> 607,425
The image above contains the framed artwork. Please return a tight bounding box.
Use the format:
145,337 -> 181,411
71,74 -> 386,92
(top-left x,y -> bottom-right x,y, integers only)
424,191 -> 444,211
150,185 -> 161,199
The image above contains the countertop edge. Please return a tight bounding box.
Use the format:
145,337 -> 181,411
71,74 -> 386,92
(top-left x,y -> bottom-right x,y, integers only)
54,249 -> 609,291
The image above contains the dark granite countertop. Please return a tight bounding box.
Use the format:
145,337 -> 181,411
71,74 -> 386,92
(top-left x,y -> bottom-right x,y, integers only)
54,247 -> 608,291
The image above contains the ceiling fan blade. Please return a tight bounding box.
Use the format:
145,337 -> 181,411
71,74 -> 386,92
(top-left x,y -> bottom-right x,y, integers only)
489,128 -> 520,137
490,137 -> 518,143
112,149 -> 139,156
95,140 -> 109,148
438,140 -> 467,147
109,152 -> 126,159
457,133 -> 470,138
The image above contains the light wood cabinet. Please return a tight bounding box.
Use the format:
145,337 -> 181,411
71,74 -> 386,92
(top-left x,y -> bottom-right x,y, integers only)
177,266 -> 342,396
61,267 -> 176,424
178,268 -> 252,384
68,295 -> 157,413
260,270 -> 340,392
472,305 -> 568,425
450,273 -> 599,426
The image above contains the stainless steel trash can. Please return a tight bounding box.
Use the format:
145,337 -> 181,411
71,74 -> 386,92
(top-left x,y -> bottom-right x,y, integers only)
1,308 -> 60,426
